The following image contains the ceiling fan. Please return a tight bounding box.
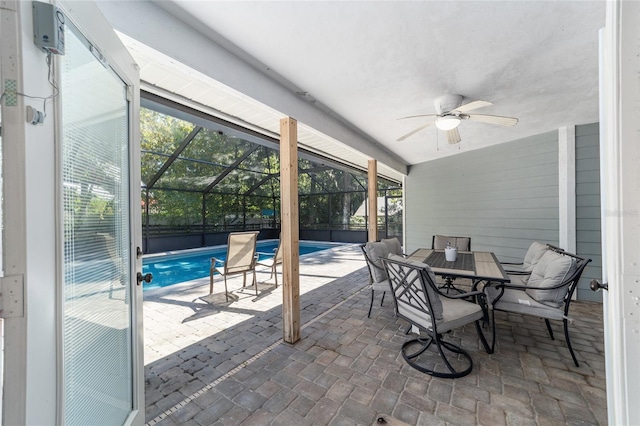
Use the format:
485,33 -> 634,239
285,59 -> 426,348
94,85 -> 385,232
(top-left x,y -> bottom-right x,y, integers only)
397,94 -> 518,144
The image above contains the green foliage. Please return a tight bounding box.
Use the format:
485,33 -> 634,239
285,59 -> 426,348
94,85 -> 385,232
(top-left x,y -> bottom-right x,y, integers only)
140,107 -> 401,233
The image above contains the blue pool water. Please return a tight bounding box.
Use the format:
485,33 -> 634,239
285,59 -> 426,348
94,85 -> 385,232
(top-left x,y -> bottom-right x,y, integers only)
142,240 -> 339,290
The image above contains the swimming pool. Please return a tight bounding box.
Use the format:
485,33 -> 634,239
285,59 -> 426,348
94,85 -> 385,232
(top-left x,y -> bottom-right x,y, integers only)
142,240 -> 341,290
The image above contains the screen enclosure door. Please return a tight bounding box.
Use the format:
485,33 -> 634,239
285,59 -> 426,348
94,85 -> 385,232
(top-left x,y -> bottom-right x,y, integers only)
58,3 -> 142,425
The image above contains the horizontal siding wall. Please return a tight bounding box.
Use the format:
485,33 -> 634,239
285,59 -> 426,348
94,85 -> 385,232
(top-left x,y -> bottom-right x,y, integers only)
575,123 -> 602,302
405,130 -> 560,262
405,124 -> 604,303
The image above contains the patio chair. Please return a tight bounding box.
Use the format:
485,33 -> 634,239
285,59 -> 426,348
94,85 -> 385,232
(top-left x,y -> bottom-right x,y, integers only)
480,247 -> 591,367
94,233 -> 127,300
432,235 -> 472,292
500,241 -> 554,274
381,237 -> 404,256
382,254 -> 491,378
256,240 -> 283,287
361,242 -> 390,318
210,231 -> 260,302
432,235 -> 471,251
361,238 -> 404,318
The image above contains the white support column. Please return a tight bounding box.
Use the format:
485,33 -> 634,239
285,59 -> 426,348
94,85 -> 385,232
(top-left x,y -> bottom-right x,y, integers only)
558,126 -> 576,253
367,159 -> 378,242
401,175 -> 407,251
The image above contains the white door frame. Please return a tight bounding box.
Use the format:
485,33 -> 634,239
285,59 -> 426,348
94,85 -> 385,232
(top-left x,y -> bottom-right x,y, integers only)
1,1 -> 142,423
601,1 -> 640,424
0,2 -> 28,424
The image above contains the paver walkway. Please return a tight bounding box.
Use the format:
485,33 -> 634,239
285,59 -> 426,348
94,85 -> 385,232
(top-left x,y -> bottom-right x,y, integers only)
143,244 -> 607,425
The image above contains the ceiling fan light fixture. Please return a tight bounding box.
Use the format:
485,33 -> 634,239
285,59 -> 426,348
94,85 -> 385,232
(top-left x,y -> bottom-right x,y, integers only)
435,115 -> 461,131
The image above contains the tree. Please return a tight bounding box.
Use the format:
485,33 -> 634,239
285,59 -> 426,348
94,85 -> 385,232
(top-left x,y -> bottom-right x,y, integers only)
139,107 -> 400,235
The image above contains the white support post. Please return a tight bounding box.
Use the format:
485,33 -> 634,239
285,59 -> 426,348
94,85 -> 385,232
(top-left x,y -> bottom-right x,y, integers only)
368,159 -> 378,242
558,126 -> 576,253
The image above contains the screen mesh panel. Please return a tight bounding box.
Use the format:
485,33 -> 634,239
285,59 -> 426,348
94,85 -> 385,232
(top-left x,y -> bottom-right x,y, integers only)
138,105 -> 402,243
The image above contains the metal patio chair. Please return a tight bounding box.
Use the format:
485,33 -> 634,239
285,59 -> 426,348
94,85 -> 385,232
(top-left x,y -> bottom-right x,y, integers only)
360,238 -> 405,317
500,241 -> 555,274
210,231 -> 260,302
361,242 -> 392,318
256,240 -> 283,287
432,235 -> 471,251
382,255 -> 491,378
480,247 -> 591,367
432,235 -> 472,292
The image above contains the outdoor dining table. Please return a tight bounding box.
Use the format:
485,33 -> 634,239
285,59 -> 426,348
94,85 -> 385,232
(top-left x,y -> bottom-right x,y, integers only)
406,248 -> 511,290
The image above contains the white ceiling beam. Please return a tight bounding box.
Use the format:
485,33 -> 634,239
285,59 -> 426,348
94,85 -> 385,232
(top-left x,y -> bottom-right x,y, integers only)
97,0 -> 408,176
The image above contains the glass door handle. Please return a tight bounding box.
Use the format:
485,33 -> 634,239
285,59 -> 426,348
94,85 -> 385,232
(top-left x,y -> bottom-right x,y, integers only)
137,272 -> 153,286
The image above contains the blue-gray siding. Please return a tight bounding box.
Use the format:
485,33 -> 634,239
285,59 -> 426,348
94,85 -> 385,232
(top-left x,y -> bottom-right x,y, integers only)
405,130 -> 560,262
575,123 -> 602,302
405,124 -> 603,302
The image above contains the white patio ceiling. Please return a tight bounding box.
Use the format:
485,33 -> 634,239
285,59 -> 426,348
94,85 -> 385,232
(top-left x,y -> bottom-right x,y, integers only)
101,1 -> 605,183
124,35 -> 403,182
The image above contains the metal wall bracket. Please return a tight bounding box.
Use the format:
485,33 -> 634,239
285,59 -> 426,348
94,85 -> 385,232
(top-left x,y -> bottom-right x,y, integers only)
0,275 -> 25,318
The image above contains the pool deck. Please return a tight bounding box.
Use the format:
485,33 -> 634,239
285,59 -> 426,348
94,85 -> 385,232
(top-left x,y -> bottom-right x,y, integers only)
142,244 -> 607,425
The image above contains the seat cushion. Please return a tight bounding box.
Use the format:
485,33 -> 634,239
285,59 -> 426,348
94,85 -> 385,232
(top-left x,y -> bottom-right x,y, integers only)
486,287 -> 565,320
525,250 -> 577,307
438,297 -> 484,333
381,238 -> 403,256
364,241 -> 390,283
400,293 -> 482,333
522,241 -> 551,271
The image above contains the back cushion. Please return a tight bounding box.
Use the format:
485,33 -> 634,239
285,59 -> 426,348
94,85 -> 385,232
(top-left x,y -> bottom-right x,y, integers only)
522,241 -> 551,271
387,254 -> 443,322
454,237 -> 471,251
364,241 -> 390,283
381,238 -> 403,256
525,250 -> 577,307
432,235 -> 449,249
433,235 -> 470,251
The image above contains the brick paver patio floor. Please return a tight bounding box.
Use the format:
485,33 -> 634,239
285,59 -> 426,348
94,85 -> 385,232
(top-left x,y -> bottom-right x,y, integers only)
143,244 -> 606,425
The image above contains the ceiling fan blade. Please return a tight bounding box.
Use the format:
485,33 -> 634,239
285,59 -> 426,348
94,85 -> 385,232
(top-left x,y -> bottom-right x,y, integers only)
397,123 -> 433,141
467,114 -> 518,126
446,127 -> 461,144
397,113 -> 438,120
453,100 -> 492,113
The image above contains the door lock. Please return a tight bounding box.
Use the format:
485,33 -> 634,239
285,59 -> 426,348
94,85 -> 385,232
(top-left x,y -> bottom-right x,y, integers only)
137,272 -> 153,286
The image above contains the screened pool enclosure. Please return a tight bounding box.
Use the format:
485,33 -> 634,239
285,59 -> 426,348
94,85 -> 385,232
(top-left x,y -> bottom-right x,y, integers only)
140,94 -> 402,253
